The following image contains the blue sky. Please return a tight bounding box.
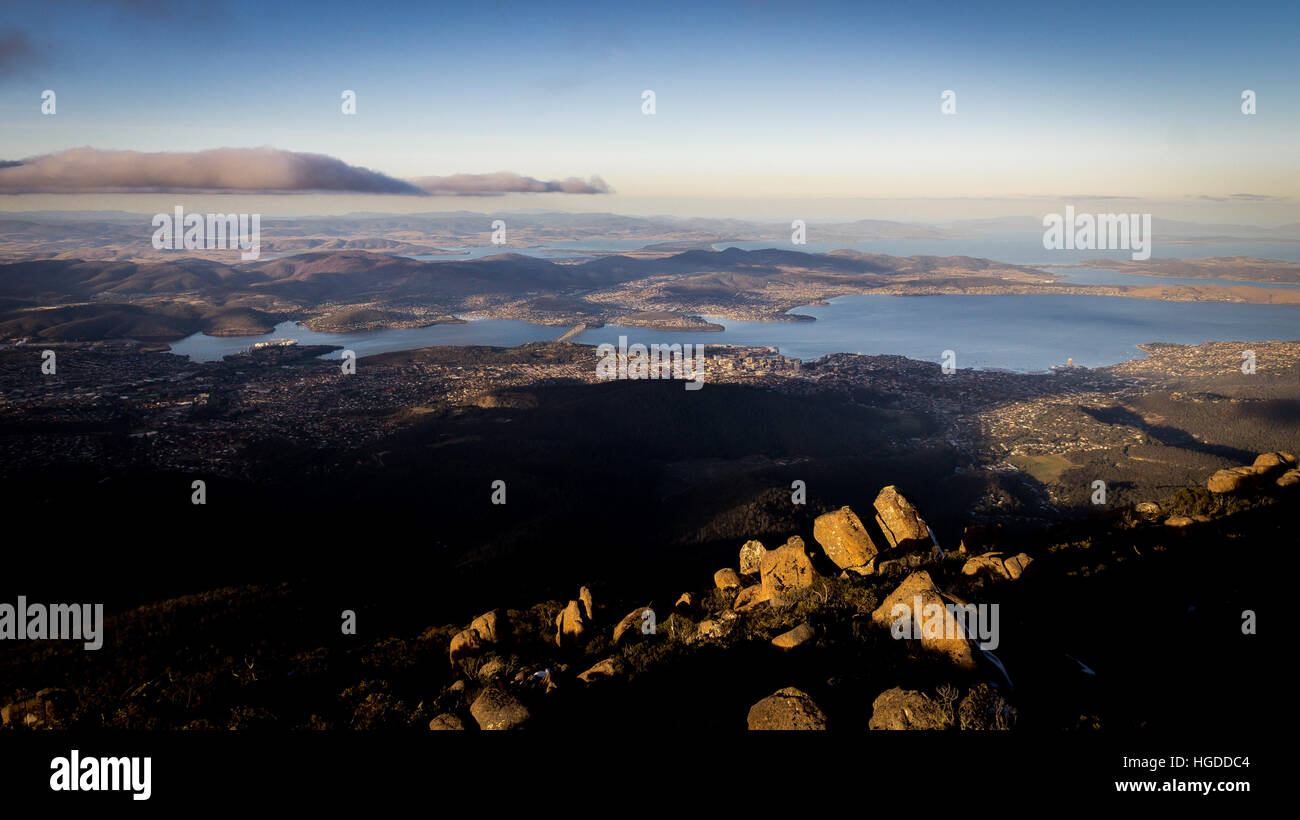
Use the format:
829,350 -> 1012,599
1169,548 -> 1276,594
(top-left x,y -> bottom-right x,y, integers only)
1,0 -> 1297,219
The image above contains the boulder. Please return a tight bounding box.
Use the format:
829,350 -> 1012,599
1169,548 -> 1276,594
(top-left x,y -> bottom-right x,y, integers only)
772,622 -> 815,650
470,610 -> 503,644
813,506 -> 880,570
1164,515 -> 1195,528
577,657 -> 625,684
960,551 -> 1032,582
867,687 -> 953,730
1278,468 -> 1300,488
554,599 -> 586,647
714,568 -> 743,591
674,592 -> 695,611
1208,466 -> 1260,493
1002,553 -> 1033,580
477,657 -> 507,680
450,609 -> 505,665
746,687 -> 828,730
874,546 -> 944,578
449,628 -> 483,666
612,606 -> 654,645
870,570 -> 977,670
1134,502 -> 1161,515
469,688 -> 530,730
1253,451 -> 1297,474
696,612 -> 739,640
733,585 -> 769,612
873,485 -> 932,550
758,536 -> 821,602
739,540 -> 767,575
579,586 -> 596,621
428,713 -> 466,730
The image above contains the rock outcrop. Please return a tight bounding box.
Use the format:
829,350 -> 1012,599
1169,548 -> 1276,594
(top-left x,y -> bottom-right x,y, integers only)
1208,451 -> 1297,492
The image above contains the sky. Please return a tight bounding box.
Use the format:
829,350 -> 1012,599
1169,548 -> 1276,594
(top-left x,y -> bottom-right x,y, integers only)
1,0 -> 1297,221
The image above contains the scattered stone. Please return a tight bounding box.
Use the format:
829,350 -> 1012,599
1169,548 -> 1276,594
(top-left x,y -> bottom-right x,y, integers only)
1277,468 -> 1300,488
772,622 -> 815,650
1135,502 -> 1161,515
555,599 -> 586,647
674,592 -> 695,611
1164,515 -> 1195,528
873,485 -> 932,550
747,687 -> 828,730
813,506 -> 879,571
428,713 -> 465,730
579,586 -> 596,621
868,687 -> 953,730
469,688 -> 530,731
758,536 -> 821,602
870,571 -> 977,670
714,568 -> 743,591
739,540 -> 766,575
0,688 -> 75,730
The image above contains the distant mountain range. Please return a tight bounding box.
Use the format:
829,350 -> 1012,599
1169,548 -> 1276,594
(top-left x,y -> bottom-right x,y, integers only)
1,210 -> 1295,266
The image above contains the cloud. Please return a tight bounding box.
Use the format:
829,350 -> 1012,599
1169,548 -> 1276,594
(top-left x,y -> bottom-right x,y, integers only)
0,147 -> 613,197
408,172 -> 612,196
1192,193 -> 1288,202
0,147 -> 427,194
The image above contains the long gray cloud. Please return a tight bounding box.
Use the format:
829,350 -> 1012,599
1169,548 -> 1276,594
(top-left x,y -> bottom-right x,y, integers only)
409,172 -> 611,195
0,147 -> 426,194
0,147 -> 610,196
